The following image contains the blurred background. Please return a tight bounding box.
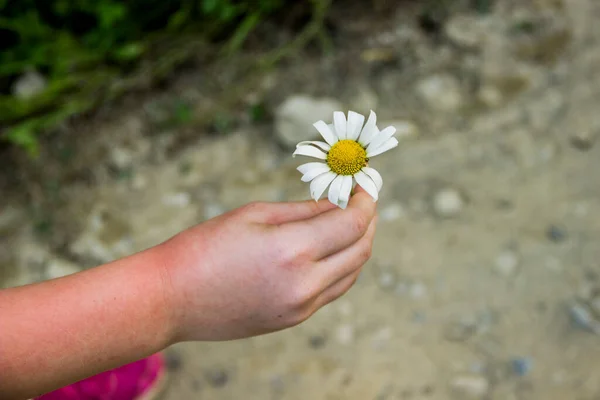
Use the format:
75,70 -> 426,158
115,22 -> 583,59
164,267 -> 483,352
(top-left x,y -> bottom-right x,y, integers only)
2,0 -> 600,398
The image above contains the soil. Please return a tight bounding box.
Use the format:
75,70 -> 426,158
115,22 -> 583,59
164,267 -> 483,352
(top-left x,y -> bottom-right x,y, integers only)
2,1 -> 600,399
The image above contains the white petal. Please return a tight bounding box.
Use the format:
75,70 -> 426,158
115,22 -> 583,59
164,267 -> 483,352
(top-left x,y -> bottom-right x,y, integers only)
337,175 -> 353,209
366,126 -> 397,153
327,174 -> 345,207
297,162 -> 327,175
293,145 -> 327,160
346,111 -> 365,141
301,164 -> 331,182
366,137 -> 399,158
354,170 -> 379,201
296,140 -> 331,152
313,121 -> 338,146
310,171 -> 337,201
333,111 -> 347,140
358,110 -> 378,146
361,167 -> 383,191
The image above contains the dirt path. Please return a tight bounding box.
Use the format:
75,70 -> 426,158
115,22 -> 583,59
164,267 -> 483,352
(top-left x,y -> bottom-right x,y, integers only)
2,1 -> 600,399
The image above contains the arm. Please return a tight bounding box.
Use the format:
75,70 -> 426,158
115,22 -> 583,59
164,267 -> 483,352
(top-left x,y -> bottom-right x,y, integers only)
0,189 -> 377,399
0,245 -> 174,400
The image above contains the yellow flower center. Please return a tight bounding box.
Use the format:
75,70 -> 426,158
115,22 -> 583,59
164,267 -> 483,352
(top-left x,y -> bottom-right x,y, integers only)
326,140 -> 368,176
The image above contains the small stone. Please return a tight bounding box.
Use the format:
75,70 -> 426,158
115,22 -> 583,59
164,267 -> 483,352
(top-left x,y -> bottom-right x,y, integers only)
165,350 -> 183,371
569,302 -> 600,334
274,95 -> 343,149
162,192 -> 191,208
494,250 -> 519,277
416,74 -> 464,112
309,335 -> 327,349
380,202 -> 406,222
443,321 -> 476,342
204,203 -> 225,220
335,324 -> 355,345
511,357 -> 533,377
445,15 -> 485,48
205,369 -> 229,388
478,85 -> 504,108
409,282 -> 428,299
130,174 -> 148,190
450,375 -> 489,399
570,130 -> 595,151
378,271 -> 396,290
546,225 -> 567,242
109,147 -> 134,170
45,258 -> 81,279
12,69 -> 47,100
433,188 -> 464,217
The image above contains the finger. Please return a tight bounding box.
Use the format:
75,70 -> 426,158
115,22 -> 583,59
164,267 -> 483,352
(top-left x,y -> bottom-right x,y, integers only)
276,186 -> 377,260
244,199 -> 338,225
313,216 -> 377,286
312,267 -> 363,311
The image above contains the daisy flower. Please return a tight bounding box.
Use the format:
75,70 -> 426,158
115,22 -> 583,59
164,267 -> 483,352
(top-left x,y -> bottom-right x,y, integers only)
293,110 -> 398,209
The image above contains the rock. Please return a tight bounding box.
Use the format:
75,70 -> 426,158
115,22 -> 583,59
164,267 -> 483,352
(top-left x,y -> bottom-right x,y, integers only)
109,147 -> 135,170
274,95 -> 343,149
380,120 -> 420,141
350,87 -> 379,115
546,224 -> 567,242
378,270 -> 396,290
12,69 -> 47,100
449,375 -> 489,399
415,74 -> 464,112
568,302 -> 600,334
204,203 -> 225,220
309,335 -> 327,349
445,14 -> 486,48
205,369 -> 229,388
433,188 -> 465,217
478,85 -> 504,108
409,282 -> 428,299
379,202 -> 406,222
494,250 -> 519,277
161,192 -> 191,208
511,357 -> 533,377
335,324 -> 355,345
45,258 -> 81,279
570,130 -> 596,151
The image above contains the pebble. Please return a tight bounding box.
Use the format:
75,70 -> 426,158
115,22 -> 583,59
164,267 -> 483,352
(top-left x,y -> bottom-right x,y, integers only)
433,188 -> 464,217
205,369 -> 229,388
379,202 -> 406,222
161,192 -> 191,208
378,270 -> 396,290
570,130 -> 595,151
45,258 -> 81,279
109,147 -> 135,170
309,335 -> 327,349
568,302 -> 600,334
204,203 -> 225,220
494,250 -> 519,277
335,324 -> 355,345
445,14 -> 485,49
546,224 -> 567,242
12,69 -> 47,100
409,282 -> 428,299
415,74 -> 464,112
274,95 -> 343,149
449,375 -> 489,399
511,357 -> 533,377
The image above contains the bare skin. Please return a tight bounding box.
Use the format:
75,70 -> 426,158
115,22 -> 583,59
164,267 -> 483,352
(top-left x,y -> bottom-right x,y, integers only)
0,188 -> 377,400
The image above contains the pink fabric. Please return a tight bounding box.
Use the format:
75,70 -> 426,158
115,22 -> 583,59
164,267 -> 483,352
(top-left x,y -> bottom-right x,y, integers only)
36,353 -> 165,400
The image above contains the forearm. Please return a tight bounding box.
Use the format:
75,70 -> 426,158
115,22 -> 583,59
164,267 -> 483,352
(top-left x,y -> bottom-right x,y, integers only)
0,244 -> 175,400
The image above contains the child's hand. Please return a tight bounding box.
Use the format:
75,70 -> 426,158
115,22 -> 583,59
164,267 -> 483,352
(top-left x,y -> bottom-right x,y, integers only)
159,188 -> 377,342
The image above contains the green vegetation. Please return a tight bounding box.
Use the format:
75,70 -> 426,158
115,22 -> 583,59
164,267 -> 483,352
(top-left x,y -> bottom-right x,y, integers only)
0,0 -> 311,155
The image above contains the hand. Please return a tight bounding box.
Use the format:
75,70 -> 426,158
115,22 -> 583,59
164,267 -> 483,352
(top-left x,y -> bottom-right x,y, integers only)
158,187 -> 378,342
